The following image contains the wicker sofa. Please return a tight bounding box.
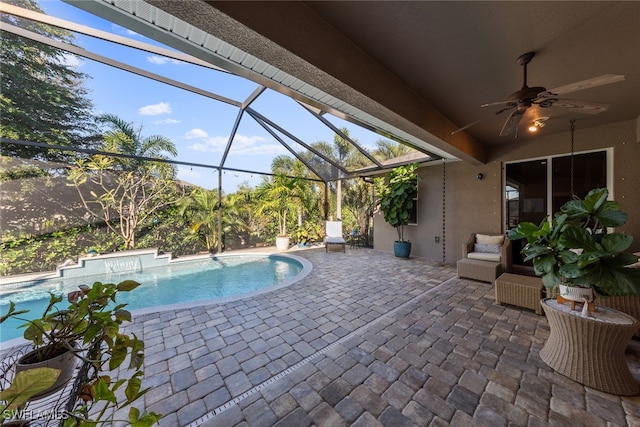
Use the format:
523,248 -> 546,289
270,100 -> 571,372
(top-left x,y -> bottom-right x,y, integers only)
457,233 -> 512,282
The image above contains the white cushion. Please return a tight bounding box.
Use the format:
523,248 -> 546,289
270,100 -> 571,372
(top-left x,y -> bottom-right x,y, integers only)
476,234 -> 505,246
467,252 -> 501,262
325,237 -> 345,244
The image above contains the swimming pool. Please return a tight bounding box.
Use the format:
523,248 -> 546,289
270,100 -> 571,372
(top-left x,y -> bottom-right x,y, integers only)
0,254 -> 311,344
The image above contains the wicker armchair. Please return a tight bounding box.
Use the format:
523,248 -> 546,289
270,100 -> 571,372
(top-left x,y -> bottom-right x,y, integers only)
457,233 -> 511,282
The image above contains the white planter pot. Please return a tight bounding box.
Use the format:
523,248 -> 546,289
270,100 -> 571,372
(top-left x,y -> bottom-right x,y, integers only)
275,236 -> 290,251
558,284 -> 594,303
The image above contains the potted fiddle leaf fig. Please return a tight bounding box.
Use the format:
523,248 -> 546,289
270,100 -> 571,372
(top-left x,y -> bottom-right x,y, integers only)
1,280 -> 162,426
508,188 -> 640,306
374,163 -> 419,258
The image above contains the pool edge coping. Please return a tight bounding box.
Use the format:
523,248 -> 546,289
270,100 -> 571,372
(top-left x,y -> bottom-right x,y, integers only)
129,252 -> 313,316
1,252 -> 312,349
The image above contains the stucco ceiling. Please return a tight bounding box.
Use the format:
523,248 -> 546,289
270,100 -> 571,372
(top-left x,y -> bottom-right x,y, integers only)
70,1 -> 640,165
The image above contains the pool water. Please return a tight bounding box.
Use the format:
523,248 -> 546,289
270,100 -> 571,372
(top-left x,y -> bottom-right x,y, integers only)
0,255 -> 305,344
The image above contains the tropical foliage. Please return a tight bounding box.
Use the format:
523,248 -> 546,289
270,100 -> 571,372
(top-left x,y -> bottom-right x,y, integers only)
178,187 -> 221,252
1,280 -> 162,426
255,174 -> 306,237
0,2 -> 423,274
0,0 -> 98,160
374,163 -> 419,242
67,114 -> 183,250
508,188 -> 640,296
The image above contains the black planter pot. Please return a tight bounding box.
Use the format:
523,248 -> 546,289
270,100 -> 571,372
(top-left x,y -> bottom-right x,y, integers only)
393,241 -> 412,258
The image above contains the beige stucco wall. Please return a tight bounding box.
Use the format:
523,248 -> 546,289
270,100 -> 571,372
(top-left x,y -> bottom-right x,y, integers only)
373,118 -> 640,264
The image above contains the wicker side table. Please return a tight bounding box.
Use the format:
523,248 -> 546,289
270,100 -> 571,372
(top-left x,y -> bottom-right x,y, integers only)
495,273 -> 544,315
540,299 -> 640,395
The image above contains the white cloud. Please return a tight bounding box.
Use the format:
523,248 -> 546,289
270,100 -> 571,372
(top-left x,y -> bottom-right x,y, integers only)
188,135 -> 226,152
154,118 -> 181,125
59,53 -> 82,68
111,24 -> 139,37
147,56 -> 184,65
177,167 -> 202,180
138,102 -> 171,116
188,134 -> 285,155
231,143 -> 288,156
185,128 -> 209,139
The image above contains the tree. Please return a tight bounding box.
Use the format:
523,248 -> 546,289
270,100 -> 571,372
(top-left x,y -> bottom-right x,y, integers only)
178,188 -> 220,252
332,130 -> 354,220
343,178 -> 375,239
67,115 -> 181,249
374,163 -> 419,242
0,0 -> 98,160
255,174 -> 305,238
270,155 -> 319,227
371,139 -> 414,161
223,184 -> 257,248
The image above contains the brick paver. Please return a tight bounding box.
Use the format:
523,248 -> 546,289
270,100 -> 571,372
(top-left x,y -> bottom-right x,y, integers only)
112,247 -> 640,426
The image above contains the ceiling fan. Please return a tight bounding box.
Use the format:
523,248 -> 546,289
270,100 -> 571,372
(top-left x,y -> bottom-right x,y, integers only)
453,51 -> 625,137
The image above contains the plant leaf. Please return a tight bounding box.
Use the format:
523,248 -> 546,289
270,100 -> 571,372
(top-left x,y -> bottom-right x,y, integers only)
117,280 -> 141,292
93,378 -> 117,403
0,368 -> 60,409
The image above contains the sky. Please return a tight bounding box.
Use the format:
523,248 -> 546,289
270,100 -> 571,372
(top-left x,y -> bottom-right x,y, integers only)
36,0 -> 389,192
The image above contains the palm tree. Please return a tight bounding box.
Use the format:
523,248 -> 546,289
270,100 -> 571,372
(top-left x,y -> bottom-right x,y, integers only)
255,174 -> 305,238
372,139 -> 414,161
178,188 -> 220,252
295,129 -> 363,220
68,114 -> 180,249
97,113 -> 177,176
271,155 -> 319,227
223,185 -> 255,248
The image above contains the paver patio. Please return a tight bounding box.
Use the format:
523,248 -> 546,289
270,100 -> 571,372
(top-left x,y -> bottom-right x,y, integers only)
121,247 -> 640,426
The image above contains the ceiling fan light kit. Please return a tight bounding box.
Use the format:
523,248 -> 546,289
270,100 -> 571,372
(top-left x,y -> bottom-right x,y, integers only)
528,117 -> 549,132
453,51 -> 624,137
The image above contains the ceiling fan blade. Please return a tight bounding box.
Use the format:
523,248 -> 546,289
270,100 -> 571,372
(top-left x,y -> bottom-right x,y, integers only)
451,105 -> 515,135
551,99 -> 610,114
499,110 -> 524,137
545,74 -> 625,96
451,119 -> 483,135
481,100 -> 514,108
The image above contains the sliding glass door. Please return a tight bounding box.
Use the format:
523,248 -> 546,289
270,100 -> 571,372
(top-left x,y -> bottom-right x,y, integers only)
505,150 -> 609,268
551,151 -> 607,213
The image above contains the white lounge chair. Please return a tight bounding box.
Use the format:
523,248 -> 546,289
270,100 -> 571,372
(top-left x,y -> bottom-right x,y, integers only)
325,221 -> 346,253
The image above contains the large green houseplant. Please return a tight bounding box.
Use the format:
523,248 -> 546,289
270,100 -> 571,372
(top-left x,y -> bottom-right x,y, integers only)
374,163 -> 419,258
1,280 -> 161,426
508,188 -> 640,299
